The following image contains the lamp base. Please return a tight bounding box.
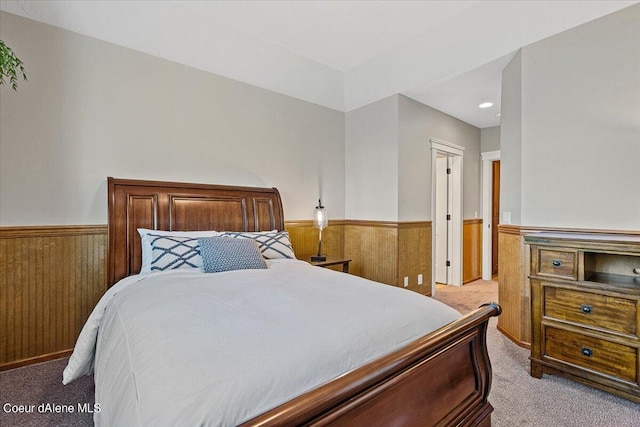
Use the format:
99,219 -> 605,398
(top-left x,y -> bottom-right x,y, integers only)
311,255 -> 327,262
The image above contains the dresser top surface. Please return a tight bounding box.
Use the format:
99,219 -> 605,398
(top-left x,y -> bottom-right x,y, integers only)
524,232 -> 640,245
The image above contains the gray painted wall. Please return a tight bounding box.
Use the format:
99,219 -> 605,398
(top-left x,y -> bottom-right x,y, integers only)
500,5 -> 640,230
344,95 -> 481,222
520,4 -> 640,230
0,11 -> 345,225
480,126 -> 500,152
398,95 -> 481,221
500,50 -> 523,226
345,95 -> 399,220
1,11 -> 487,227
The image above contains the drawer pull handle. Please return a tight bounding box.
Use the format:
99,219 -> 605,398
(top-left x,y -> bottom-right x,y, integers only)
551,260 -> 562,267
581,304 -> 592,314
581,346 -> 593,357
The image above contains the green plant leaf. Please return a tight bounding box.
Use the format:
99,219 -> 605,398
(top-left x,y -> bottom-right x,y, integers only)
0,39 -> 27,91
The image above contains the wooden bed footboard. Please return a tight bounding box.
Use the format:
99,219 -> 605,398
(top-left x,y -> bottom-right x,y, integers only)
244,302 -> 501,427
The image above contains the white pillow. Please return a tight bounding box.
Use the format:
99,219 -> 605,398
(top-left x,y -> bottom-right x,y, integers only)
137,228 -> 220,274
218,230 -> 296,259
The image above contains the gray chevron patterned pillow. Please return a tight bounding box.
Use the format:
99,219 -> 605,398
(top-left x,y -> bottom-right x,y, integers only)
147,234 -> 203,272
219,230 -> 296,259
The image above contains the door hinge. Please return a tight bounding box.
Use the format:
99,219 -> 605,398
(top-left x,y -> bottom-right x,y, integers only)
446,261 -> 451,267
447,168 -> 451,174
446,214 -> 451,220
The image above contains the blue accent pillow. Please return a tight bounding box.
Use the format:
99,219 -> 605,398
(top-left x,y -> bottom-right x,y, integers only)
198,237 -> 268,273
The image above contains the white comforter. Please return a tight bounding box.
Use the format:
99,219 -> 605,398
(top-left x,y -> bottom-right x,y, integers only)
63,259 -> 461,426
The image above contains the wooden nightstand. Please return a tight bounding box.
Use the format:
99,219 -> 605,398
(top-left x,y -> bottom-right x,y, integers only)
305,257 -> 351,273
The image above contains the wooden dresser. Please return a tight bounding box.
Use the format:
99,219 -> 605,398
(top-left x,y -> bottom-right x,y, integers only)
526,232 -> 640,402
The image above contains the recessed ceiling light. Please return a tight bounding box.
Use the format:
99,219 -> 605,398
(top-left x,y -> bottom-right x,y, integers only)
479,102 -> 493,109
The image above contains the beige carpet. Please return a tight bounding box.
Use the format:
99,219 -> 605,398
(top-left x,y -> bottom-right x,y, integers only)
433,279 -> 499,313
432,279 -> 640,427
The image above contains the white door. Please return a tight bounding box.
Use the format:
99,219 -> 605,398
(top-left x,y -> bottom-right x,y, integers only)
430,138 -> 464,291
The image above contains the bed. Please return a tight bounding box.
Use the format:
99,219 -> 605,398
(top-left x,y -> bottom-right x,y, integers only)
63,177 -> 501,426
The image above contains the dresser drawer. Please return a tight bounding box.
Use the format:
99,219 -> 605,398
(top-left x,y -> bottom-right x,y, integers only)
536,249 -> 578,280
544,287 -> 638,336
545,327 -> 637,382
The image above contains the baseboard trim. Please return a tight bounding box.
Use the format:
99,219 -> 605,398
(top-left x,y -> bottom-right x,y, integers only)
497,324 -> 531,350
0,349 -> 73,372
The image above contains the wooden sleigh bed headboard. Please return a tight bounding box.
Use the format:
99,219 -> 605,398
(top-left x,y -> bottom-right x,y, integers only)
107,177 -> 285,286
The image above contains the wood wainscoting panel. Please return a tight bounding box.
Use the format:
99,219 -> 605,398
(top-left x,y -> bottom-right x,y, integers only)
497,227 -> 530,347
344,221 -> 398,286
463,219 -> 483,284
398,222 -> 431,296
285,220 -> 344,261
0,218 -> 478,368
291,220 -> 434,292
0,226 -> 107,370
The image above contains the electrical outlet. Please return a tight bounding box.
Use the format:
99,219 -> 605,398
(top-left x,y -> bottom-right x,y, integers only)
403,277 -> 409,287
418,274 -> 423,285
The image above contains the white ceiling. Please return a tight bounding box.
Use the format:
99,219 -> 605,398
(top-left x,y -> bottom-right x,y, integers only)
1,0 -> 637,128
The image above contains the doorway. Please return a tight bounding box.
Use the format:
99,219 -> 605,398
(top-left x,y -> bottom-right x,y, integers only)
491,160 -> 500,277
430,138 -> 464,292
481,150 -> 500,280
